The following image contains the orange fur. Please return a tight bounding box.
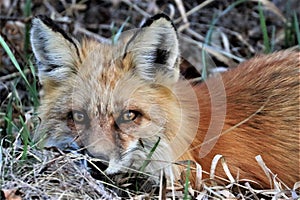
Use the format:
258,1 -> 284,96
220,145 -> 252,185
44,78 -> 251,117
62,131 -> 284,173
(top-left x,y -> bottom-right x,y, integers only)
30,14 -> 299,189
188,50 -> 299,187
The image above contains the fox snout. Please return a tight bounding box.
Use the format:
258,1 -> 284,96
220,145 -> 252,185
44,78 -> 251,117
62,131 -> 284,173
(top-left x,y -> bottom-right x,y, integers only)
84,149 -> 110,172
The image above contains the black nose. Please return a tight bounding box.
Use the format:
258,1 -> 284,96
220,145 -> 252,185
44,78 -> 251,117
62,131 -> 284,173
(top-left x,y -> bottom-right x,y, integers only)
88,159 -> 109,179
91,159 -> 109,171
83,151 -> 110,178
85,151 -> 109,170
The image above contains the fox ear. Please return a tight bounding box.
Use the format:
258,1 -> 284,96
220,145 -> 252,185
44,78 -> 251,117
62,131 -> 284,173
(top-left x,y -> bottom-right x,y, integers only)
30,15 -> 81,84
124,14 -> 180,82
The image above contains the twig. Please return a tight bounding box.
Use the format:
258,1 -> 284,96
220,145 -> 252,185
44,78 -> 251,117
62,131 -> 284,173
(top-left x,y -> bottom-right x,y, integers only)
251,0 -> 286,22
180,35 -> 243,66
174,0 -> 216,24
0,16 -> 31,23
0,69 -> 30,81
174,0 -> 188,24
122,0 -> 150,18
74,24 -> 112,44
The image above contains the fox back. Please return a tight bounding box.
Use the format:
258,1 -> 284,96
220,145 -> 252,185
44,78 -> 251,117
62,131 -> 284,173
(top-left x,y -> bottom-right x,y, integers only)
30,14 -> 299,188
192,50 -> 299,188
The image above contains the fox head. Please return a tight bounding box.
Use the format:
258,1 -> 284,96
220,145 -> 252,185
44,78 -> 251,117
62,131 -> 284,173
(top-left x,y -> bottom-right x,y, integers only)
31,14 -> 199,178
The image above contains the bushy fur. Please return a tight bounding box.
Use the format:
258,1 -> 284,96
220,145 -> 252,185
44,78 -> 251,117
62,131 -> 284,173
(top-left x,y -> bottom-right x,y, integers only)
31,14 -> 299,188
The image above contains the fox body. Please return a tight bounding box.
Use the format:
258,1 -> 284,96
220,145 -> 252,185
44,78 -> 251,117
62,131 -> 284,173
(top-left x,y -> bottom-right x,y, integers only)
31,14 -> 299,188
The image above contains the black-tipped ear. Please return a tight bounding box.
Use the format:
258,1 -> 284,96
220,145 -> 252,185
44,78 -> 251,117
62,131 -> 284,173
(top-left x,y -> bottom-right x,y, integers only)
124,14 -> 180,82
30,15 -> 81,83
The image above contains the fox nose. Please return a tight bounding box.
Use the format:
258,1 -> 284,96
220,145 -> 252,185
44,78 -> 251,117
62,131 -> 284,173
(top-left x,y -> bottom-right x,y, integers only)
84,151 -> 109,173
87,158 -> 109,179
90,159 -> 109,172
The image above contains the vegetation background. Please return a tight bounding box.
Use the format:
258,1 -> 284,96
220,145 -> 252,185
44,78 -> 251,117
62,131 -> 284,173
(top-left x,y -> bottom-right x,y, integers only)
0,0 -> 299,199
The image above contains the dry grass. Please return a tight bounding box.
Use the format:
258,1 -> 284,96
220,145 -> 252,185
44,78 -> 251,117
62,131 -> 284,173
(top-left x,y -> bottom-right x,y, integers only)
1,140 -> 299,199
1,144 -> 116,199
1,0 -> 299,199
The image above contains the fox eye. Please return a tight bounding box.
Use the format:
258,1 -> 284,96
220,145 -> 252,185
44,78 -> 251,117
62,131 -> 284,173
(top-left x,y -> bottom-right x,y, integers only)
73,111 -> 85,122
119,110 -> 141,123
68,110 -> 89,124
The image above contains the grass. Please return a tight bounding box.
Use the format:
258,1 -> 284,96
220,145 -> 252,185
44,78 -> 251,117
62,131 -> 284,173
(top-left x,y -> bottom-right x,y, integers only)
0,36 -> 39,107
19,116 -> 32,160
0,0 -> 299,199
0,36 -> 39,153
112,16 -> 130,44
139,137 -> 161,173
201,0 -> 247,79
258,1 -> 271,53
294,11 -> 300,48
183,160 -> 191,200
23,0 -> 32,59
4,92 -> 14,142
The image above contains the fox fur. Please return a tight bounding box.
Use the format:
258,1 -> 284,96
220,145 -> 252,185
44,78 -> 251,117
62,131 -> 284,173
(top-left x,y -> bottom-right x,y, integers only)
30,14 -> 299,188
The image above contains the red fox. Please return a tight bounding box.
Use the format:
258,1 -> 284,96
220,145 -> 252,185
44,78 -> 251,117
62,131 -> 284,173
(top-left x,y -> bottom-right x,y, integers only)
30,14 -> 299,188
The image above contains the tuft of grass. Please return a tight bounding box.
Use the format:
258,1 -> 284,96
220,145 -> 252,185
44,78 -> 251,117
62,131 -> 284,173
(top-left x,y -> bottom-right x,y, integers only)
201,13 -> 218,80
3,82 -> 27,150
0,34 -> 38,152
3,82 -> 23,146
201,0 -> 247,80
0,36 -> 39,106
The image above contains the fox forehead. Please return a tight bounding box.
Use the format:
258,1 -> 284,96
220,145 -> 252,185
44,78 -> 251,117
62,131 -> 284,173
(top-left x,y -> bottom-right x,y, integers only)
65,39 -> 135,112
79,39 -> 131,83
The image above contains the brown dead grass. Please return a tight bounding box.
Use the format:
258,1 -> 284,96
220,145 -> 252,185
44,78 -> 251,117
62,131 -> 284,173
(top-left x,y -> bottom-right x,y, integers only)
1,139 -> 299,199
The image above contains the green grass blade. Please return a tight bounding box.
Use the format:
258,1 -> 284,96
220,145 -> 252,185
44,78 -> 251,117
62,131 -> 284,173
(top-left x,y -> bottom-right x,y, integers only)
139,137 -> 161,172
258,1 -> 271,53
112,16 -> 130,44
134,137 -> 161,191
0,35 -> 30,87
202,13 -> 217,80
202,0 -> 247,80
5,96 -> 14,141
28,59 -> 40,109
183,160 -> 191,200
4,82 -> 24,144
19,116 -> 32,160
23,0 -> 32,59
293,11 -> 300,48
0,35 -> 38,103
